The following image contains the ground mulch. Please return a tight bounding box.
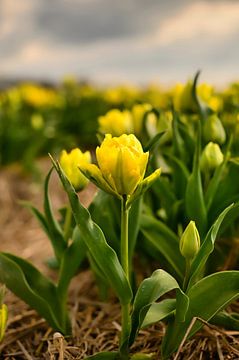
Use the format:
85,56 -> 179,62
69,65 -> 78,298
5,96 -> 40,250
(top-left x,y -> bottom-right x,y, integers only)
1,160 -> 239,359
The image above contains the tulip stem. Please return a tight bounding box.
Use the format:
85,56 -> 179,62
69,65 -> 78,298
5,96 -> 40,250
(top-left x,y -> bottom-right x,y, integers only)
183,259 -> 192,292
121,197 -> 130,281
120,196 -> 131,357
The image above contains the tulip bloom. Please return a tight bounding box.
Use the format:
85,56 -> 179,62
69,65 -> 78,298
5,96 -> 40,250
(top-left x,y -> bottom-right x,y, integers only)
98,109 -> 133,136
60,148 -> 91,191
131,103 -> 152,135
80,134 -> 160,200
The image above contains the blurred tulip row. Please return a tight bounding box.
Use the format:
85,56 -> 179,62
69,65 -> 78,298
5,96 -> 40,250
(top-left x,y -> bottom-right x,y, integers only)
0,75 -> 239,170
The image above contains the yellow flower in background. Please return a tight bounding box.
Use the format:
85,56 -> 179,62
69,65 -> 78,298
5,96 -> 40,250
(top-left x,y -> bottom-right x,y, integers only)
173,82 -> 193,113
143,83 -> 170,109
173,81 -> 222,113
103,85 -> 140,105
19,83 -> 61,108
59,148 -> 91,191
80,134 -> 161,199
198,83 -> 222,112
131,103 -> 152,135
98,109 -> 133,136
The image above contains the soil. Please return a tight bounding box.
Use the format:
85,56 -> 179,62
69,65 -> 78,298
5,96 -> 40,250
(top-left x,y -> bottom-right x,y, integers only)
1,160 -> 239,359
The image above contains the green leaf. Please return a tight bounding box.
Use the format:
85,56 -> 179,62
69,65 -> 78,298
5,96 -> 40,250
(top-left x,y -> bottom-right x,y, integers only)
188,204 -> 234,289
151,177 -> 177,215
192,70 -> 211,118
89,190 -> 120,254
211,311 -> 239,330
185,121 -> 207,235
172,111 -> 189,164
162,271 -> 239,359
140,214 -> 184,280
206,163 -> 239,225
166,153 -> 189,199
144,131 -> 164,152
218,201 -> 239,235
44,168 -> 67,261
85,352 -> 119,359
129,269 -> 188,345
88,253 -> 109,301
51,157 -> 132,305
205,148 -> 230,212
141,299 -> 176,328
0,253 -> 70,334
57,227 -> 87,298
20,201 -> 50,238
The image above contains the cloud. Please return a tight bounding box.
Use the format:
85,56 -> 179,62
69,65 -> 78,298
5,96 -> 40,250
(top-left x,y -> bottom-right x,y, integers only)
0,0 -> 239,85
152,1 -> 239,46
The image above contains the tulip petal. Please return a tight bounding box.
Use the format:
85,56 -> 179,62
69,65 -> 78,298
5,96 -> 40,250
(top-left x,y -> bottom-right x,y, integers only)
79,163 -> 121,199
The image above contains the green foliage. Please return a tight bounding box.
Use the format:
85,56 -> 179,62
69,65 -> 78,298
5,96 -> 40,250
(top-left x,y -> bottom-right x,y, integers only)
162,271 -> 239,359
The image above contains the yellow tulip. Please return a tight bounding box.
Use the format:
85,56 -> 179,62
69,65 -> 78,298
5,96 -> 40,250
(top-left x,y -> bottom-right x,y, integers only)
59,148 -> 91,191
173,82 -> 194,113
98,109 -> 133,136
20,83 -> 60,108
173,81 -> 221,113
80,134 -> 160,199
131,103 -> 152,135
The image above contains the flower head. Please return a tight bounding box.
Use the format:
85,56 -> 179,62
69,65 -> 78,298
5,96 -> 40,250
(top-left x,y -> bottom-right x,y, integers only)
59,148 -> 91,191
98,109 -> 133,136
131,103 -> 152,135
80,134 -> 160,202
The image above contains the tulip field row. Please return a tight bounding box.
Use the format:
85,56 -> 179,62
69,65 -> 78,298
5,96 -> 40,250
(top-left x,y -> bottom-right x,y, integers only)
0,73 -> 239,359
0,75 -> 239,169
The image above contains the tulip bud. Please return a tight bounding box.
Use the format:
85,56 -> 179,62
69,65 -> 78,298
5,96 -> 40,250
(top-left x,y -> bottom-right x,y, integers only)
98,109 -> 133,136
200,142 -> 224,173
180,221 -> 200,260
59,148 -> 91,191
203,114 -> 226,144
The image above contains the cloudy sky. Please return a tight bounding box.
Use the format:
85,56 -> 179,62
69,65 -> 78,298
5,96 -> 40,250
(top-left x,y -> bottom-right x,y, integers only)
0,0 -> 239,85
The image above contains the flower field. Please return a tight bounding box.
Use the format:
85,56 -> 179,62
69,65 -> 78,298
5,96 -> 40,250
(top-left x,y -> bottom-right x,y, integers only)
1,73 -> 239,359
